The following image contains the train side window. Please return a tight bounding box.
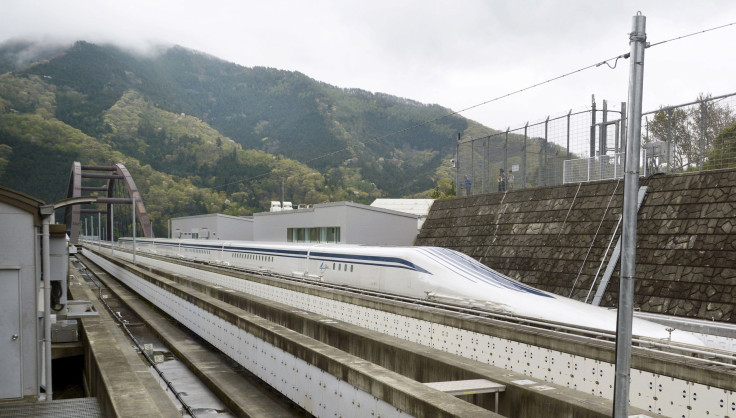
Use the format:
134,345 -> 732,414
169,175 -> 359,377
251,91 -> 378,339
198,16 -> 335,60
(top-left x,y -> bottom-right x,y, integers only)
332,263 -> 335,270
350,265 -> 354,272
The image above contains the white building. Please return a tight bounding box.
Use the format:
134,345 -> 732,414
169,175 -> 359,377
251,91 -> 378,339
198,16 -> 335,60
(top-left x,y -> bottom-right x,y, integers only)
253,201 -> 420,245
170,213 -> 253,240
369,198 -> 434,230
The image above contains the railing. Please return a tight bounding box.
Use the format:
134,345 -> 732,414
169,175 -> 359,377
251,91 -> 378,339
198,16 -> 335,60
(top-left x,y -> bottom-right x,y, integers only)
457,92 -> 736,194
563,151 -> 647,184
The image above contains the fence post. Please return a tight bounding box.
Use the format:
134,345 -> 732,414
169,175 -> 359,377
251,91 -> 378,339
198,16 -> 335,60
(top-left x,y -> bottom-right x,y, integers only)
470,137 -> 475,194
543,116 -> 549,186
667,109 -> 673,173
486,136 -> 490,193
590,95 -> 597,158
455,133 -> 460,194
620,101 -> 627,158
567,109 -> 572,160
601,100 -> 608,156
504,127 -> 509,177
700,101 -> 706,171
481,138 -> 485,193
522,122 -> 528,189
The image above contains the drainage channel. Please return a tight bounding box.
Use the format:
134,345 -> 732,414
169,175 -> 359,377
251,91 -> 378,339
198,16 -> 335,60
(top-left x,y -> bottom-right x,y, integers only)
73,256 -> 307,417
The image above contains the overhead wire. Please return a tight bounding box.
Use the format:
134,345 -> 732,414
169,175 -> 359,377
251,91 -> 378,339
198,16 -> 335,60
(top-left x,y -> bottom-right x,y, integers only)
213,19 -> 736,191
647,20 -> 736,49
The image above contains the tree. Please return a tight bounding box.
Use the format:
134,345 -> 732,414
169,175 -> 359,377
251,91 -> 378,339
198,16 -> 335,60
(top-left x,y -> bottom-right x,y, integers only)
704,120 -> 736,169
430,177 -> 455,199
644,93 -> 735,171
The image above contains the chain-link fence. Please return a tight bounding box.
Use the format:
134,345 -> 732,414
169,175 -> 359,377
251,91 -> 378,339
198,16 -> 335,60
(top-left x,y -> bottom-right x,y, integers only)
456,92 -> 736,195
642,92 -> 736,174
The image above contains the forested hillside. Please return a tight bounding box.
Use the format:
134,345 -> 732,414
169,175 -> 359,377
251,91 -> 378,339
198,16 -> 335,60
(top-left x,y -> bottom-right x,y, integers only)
0,40 -> 506,234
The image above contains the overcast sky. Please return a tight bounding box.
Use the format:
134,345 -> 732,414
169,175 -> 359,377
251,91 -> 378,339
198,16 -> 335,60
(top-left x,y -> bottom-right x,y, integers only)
2,0 -> 735,133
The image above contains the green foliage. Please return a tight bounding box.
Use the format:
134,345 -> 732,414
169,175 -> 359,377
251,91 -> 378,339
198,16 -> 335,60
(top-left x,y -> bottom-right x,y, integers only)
645,93 -> 735,170
430,177 -> 456,199
0,40 -> 528,235
704,120 -> 736,169
0,74 -> 56,117
0,112 -> 248,235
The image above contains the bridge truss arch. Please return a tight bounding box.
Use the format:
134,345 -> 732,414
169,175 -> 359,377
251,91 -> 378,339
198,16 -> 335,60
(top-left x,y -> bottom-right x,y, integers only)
64,161 -> 154,244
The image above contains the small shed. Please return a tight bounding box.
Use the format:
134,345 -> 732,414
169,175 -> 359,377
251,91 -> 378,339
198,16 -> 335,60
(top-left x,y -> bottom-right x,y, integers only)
0,185 -> 42,400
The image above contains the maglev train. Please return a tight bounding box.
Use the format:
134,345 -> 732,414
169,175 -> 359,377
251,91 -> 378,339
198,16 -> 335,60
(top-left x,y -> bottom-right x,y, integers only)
117,237 -> 703,346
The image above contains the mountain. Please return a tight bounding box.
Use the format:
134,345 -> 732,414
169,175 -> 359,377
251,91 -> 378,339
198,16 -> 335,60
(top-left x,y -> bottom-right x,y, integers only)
0,40 -> 513,234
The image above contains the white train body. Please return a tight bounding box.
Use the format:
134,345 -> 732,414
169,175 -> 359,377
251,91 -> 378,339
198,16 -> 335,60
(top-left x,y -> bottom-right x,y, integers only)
118,238 -> 703,346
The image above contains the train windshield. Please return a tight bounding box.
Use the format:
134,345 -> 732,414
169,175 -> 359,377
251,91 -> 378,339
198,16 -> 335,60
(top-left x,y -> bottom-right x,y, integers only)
418,247 -> 553,298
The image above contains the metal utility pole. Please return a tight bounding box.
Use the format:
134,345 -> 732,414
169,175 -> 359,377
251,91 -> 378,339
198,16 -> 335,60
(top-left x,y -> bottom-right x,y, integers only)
98,212 -> 102,251
613,12 -> 646,418
40,205 -> 54,401
132,195 -> 136,264
110,204 -> 114,256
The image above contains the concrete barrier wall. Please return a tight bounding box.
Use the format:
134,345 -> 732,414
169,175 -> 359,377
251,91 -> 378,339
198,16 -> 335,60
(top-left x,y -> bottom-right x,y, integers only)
416,169 -> 736,323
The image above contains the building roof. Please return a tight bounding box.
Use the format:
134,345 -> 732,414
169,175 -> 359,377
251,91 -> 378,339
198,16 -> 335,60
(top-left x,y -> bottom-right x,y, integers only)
370,199 -> 434,217
254,200 -> 419,219
0,185 -> 45,226
171,213 -> 253,222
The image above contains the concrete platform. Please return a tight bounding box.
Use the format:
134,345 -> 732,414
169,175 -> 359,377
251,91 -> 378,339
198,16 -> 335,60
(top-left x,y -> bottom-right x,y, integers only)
67,262 -> 181,417
0,398 -> 101,418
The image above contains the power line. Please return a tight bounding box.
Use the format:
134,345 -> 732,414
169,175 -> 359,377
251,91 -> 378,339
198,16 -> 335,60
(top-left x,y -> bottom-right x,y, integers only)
214,19 -> 736,191
647,20 -> 736,49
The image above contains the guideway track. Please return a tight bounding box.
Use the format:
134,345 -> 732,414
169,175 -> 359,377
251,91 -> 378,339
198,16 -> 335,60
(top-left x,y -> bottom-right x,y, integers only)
80,247 -> 498,417
80,246 -> 673,417
75,253 -> 307,417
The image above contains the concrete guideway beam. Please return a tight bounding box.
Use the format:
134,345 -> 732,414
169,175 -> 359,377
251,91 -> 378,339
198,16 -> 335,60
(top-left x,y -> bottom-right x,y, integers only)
111,245 -> 736,417
82,247 -> 499,418
83,246 -> 678,417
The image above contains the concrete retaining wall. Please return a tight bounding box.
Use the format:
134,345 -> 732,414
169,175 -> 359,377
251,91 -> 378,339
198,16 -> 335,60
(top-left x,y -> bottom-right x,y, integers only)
416,169 -> 736,323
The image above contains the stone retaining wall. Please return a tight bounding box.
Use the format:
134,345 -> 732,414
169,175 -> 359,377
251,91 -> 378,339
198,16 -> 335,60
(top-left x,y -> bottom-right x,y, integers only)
415,169 -> 736,323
